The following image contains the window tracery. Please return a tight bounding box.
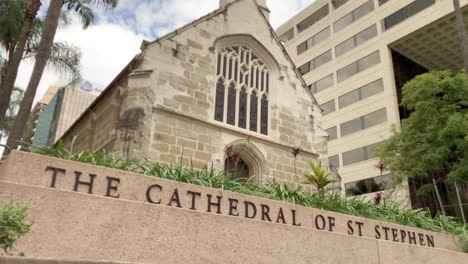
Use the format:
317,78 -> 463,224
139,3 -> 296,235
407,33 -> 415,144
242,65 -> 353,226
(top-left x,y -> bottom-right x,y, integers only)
214,45 -> 270,135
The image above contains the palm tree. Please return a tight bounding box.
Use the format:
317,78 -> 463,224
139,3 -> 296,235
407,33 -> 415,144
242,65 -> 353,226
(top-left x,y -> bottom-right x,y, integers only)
0,87 -> 23,139
302,161 -> 338,192
0,0 -> 81,131
453,0 -> 468,74
0,0 -> 41,128
5,0 -> 118,153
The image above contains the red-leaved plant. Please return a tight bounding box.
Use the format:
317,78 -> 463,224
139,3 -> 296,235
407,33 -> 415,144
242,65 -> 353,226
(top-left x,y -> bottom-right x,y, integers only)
374,192 -> 383,205
377,162 -> 385,175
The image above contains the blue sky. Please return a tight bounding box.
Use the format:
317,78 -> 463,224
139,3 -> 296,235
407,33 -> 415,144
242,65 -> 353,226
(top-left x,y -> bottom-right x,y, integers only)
15,0 -> 315,104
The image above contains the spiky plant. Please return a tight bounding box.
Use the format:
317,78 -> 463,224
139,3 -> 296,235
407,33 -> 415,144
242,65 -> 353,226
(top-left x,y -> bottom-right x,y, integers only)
302,161 -> 338,192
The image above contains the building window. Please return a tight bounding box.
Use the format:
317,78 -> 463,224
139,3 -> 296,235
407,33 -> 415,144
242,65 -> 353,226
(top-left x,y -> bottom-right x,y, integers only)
326,126 -> 338,141
297,4 -> 330,33
298,49 -> 333,75
332,0 -> 350,9
297,27 -> 330,55
215,46 -> 270,135
378,0 -> 391,5
345,174 -> 393,197
382,0 -> 435,30
342,141 -> 386,166
321,99 -> 336,115
335,24 -> 378,57
225,156 -> 250,179
309,73 -> 334,94
340,108 -> 387,137
334,0 -> 374,33
337,51 -> 380,82
279,28 -> 294,42
329,154 -> 340,168
339,79 -> 384,108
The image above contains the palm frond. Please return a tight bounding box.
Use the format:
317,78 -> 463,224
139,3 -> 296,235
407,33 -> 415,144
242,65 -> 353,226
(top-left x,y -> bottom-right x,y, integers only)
0,0 -> 26,53
63,0 -> 119,29
26,41 -> 83,85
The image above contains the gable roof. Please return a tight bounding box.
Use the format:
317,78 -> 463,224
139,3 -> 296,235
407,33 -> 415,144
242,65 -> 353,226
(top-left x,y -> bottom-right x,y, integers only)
58,0 -> 321,143
141,0 -> 319,106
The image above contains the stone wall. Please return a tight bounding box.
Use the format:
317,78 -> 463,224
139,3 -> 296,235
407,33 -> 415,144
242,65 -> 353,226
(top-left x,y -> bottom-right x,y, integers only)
0,151 -> 466,264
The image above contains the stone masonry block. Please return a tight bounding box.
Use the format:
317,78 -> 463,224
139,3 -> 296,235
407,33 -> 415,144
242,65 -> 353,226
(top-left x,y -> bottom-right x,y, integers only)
177,138 -> 197,150
154,123 -> 172,135
163,98 -> 181,109
195,151 -> 212,161
152,143 -> 170,152
154,133 -> 177,145
174,128 -> 198,140
174,95 -> 197,105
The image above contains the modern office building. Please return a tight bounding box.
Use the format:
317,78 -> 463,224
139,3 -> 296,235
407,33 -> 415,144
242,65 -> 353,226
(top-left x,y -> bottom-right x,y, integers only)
30,81 -> 103,149
277,0 -> 468,208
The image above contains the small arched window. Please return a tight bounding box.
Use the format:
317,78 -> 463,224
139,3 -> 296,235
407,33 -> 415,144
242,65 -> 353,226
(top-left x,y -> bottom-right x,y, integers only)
225,156 -> 250,180
215,45 -> 270,135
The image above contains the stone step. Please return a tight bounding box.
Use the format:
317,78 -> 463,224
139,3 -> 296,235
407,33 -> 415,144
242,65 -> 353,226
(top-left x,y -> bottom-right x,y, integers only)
0,151 -> 461,253
0,181 -> 467,264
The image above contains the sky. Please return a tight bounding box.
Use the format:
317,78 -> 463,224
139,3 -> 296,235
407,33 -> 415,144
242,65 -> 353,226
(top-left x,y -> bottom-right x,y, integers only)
13,0 -> 315,104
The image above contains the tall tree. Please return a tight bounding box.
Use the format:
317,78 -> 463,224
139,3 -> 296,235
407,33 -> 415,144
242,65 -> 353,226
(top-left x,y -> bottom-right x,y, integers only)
0,0 -> 41,128
0,0 -> 80,131
0,87 -> 23,143
378,71 -> 468,186
5,0 -> 118,153
453,0 -> 468,74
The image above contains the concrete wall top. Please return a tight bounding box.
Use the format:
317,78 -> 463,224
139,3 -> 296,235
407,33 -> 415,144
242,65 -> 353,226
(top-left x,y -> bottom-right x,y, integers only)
0,151 -> 462,254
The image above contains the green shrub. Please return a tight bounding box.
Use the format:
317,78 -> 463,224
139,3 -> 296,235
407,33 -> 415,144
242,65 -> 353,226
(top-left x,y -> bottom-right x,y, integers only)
0,202 -> 33,253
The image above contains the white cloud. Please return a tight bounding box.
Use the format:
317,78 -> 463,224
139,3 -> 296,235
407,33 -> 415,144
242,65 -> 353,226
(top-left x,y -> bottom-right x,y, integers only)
13,0 -> 315,104
15,18 -> 144,104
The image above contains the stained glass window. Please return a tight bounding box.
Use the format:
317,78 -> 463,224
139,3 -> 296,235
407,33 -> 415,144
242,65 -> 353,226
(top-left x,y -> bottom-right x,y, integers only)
215,45 -> 270,135
239,87 -> 247,129
227,82 -> 236,125
214,79 -> 225,122
250,91 -> 258,132
260,94 -> 268,135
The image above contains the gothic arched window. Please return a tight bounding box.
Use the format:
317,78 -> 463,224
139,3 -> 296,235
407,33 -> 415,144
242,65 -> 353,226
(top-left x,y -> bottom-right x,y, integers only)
225,156 -> 250,180
215,46 -> 270,135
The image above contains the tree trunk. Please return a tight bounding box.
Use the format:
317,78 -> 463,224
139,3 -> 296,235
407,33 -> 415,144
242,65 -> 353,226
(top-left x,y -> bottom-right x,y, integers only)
5,0 -> 63,154
453,0 -> 468,74
0,0 -> 41,130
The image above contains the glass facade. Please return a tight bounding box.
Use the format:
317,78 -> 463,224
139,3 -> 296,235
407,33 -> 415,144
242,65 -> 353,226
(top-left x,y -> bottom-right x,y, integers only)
279,28 -> 294,42
335,24 -> 378,57
297,4 -> 330,33
345,174 -> 393,197
329,154 -> 340,168
333,0 -> 374,32
382,0 -> 435,30
309,73 -> 334,94
298,49 -> 333,75
342,141 -> 386,166
339,79 -> 384,108
321,99 -> 336,115
337,51 -> 380,82
326,126 -> 338,141
340,108 -> 387,137
297,27 -> 331,55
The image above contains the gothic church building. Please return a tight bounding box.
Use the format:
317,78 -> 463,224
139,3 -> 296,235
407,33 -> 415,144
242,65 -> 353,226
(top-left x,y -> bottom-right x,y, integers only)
60,0 -> 333,186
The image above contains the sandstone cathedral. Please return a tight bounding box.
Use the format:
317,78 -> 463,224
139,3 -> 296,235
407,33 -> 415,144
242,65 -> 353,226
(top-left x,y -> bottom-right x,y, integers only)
60,0 -> 335,188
